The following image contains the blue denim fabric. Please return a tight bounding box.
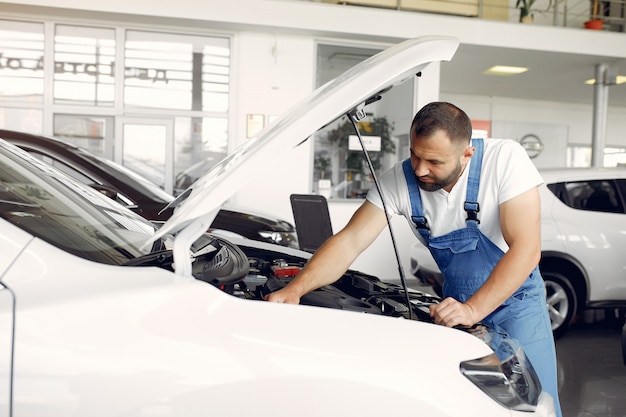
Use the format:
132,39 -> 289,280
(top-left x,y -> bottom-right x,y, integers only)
402,139 -> 562,417
432,227 -> 562,417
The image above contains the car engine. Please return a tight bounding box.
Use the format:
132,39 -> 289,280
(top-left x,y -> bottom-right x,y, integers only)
189,235 -> 440,323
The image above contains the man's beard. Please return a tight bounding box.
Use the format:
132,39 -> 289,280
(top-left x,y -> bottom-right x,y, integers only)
416,160 -> 462,192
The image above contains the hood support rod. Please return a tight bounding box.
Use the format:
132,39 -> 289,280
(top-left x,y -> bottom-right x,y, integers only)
347,98 -> 413,320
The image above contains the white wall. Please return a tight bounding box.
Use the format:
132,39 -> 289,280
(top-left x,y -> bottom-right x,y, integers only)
444,93 -> 626,149
225,31 -> 626,279
226,31 -> 420,279
224,31 -> 447,279
228,32 -> 316,223
223,30 -> 626,279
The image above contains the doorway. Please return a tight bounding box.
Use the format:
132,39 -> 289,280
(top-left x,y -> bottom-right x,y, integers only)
115,117 -> 174,194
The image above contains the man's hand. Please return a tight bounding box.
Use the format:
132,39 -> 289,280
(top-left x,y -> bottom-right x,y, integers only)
264,289 -> 301,304
429,297 -> 478,328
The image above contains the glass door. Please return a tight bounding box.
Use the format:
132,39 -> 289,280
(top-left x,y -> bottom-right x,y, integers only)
115,117 -> 174,194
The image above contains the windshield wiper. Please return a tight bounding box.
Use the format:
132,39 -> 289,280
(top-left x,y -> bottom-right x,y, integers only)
122,249 -> 174,268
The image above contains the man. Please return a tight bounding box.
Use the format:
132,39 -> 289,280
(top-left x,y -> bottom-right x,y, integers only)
265,102 -> 561,417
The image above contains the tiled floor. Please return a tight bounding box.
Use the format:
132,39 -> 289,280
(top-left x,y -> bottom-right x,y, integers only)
556,310 -> 626,417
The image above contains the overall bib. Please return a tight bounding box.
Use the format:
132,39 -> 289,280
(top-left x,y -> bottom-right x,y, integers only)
402,139 -> 561,416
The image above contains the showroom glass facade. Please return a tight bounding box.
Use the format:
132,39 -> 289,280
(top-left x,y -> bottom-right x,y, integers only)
54,25 -> 116,107
0,20 -> 44,133
0,18 -> 230,195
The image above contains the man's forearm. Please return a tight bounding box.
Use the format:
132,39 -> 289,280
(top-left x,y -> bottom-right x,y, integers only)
465,247 -> 540,322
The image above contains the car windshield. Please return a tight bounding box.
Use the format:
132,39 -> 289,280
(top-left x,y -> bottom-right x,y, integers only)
0,141 -> 156,264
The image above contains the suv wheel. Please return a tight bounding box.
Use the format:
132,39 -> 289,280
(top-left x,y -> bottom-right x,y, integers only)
543,272 -> 577,338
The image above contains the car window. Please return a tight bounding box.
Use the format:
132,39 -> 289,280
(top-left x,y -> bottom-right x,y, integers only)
26,149 -> 138,208
29,150 -> 94,184
616,179 -> 626,207
78,149 -> 174,202
548,179 -> 624,214
0,142 -> 156,264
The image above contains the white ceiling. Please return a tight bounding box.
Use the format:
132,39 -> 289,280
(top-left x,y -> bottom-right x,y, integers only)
442,43 -> 626,107
319,43 -> 626,108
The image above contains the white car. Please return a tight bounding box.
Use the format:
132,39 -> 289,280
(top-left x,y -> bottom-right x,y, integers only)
0,36 -> 556,416
410,166 -> 626,338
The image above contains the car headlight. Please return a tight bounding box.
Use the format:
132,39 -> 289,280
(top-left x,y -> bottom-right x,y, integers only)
258,231 -> 299,248
460,326 -> 541,412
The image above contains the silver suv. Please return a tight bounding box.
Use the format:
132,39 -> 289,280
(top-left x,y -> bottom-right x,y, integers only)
410,167 -> 626,338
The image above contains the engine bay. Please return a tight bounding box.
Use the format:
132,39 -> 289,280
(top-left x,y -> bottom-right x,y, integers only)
126,233 -> 440,323
190,234 -> 440,323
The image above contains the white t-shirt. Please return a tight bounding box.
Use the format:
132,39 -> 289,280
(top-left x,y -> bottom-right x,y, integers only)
367,138 -> 543,252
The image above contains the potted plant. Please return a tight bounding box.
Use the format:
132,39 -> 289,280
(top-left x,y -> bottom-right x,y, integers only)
319,115 -> 395,198
584,0 -> 604,29
325,116 -> 395,176
314,155 -> 330,179
515,0 -> 553,23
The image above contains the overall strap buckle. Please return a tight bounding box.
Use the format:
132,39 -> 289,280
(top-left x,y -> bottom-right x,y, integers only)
464,201 -> 480,224
411,215 -> 430,230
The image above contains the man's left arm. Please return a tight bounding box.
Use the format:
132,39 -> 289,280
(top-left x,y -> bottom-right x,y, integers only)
430,186 -> 541,327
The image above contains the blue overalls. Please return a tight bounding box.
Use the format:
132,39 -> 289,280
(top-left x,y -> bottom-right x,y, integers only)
402,139 -> 561,417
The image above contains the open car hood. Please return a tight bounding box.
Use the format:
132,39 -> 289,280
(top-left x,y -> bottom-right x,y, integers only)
148,35 -> 460,275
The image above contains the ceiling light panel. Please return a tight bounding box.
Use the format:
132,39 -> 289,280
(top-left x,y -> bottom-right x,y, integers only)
483,65 -> 528,76
585,75 -> 626,85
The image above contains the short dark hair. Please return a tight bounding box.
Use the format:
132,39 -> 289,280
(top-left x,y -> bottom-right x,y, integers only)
410,102 -> 472,146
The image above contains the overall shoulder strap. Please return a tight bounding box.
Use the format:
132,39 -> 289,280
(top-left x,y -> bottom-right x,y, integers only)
402,158 -> 430,240
464,138 -> 484,226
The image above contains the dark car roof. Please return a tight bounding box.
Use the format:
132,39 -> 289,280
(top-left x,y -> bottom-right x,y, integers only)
0,129 -> 175,221
0,129 -> 296,244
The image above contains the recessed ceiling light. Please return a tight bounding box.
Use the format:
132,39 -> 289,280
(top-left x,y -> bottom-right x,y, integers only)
482,65 -> 528,76
584,76 -> 626,85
